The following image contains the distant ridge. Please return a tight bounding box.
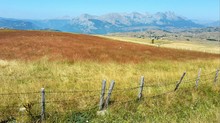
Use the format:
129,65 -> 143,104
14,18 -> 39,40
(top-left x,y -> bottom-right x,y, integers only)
0,12 -> 209,34
0,17 -> 38,30
205,21 -> 220,27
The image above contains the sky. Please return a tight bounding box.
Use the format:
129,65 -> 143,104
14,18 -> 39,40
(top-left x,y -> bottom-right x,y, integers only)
0,0 -> 219,21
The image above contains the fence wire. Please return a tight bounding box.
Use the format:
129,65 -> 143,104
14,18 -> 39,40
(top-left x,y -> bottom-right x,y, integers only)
45,89 -> 101,94
0,69 -> 219,121
0,91 -> 39,96
46,94 -> 99,104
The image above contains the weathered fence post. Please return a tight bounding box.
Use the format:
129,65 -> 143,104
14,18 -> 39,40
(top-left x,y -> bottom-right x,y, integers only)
99,80 -> 106,110
41,88 -> 45,122
214,69 -> 219,85
174,72 -> 186,91
138,76 -> 144,100
195,68 -> 201,89
104,81 -> 115,109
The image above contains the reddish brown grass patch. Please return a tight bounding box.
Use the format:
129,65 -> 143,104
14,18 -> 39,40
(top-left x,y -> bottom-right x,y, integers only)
0,30 -> 219,63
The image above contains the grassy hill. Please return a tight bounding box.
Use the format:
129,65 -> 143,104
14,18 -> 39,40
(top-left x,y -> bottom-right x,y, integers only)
0,30 -> 219,62
0,30 -> 219,122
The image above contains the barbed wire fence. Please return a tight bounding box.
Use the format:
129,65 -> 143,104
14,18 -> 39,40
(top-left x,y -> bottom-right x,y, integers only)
0,68 -> 219,122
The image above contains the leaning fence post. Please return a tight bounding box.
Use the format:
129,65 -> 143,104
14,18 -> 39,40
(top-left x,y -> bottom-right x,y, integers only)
174,72 -> 186,91
214,69 -> 219,85
41,88 -> 45,122
104,81 -> 115,109
138,76 -> 144,100
195,68 -> 201,89
99,80 -> 106,110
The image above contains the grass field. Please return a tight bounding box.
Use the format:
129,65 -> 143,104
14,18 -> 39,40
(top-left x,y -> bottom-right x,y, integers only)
0,30 -> 219,122
100,35 -> 220,54
0,30 -> 219,63
0,58 -> 219,122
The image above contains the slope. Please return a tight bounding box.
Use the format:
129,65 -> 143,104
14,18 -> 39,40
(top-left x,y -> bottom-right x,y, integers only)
0,30 -> 219,63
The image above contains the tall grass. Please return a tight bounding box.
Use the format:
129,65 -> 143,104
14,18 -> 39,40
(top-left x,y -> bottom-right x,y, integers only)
0,58 -> 219,122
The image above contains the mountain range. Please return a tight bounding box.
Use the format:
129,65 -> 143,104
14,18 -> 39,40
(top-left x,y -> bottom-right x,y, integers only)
0,12 -> 219,34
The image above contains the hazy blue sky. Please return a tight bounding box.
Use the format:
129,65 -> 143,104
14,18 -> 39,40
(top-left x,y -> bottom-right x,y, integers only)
0,0 -> 219,20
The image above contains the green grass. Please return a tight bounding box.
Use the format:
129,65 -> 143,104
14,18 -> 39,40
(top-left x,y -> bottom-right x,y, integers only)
93,87 -> 220,123
0,58 -> 219,122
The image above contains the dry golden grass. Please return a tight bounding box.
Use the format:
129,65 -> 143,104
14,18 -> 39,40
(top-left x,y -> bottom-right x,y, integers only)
0,58 -> 219,122
100,35 -> 220,54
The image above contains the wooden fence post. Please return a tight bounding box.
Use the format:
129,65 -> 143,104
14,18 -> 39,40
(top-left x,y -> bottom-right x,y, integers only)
138,76 -> 144,100
99,80 -> 106,110
214,69 -> 219,85
104,81 -> 115,109
41,88 -> 45,122
174,72 -> 186,91
195,68 -> 201,89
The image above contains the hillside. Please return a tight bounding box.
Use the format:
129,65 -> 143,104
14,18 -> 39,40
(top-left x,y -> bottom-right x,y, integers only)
0,12 -> 204,34
0,30 -> 219,63
105,27 -> 220,54
0,30 -> 219,123
107,27 -> 220,41
0,17 -> 38,30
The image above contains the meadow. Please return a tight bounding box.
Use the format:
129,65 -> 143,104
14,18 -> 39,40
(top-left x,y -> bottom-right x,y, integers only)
0,30 -> 219,122
100,35 -> 220,54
